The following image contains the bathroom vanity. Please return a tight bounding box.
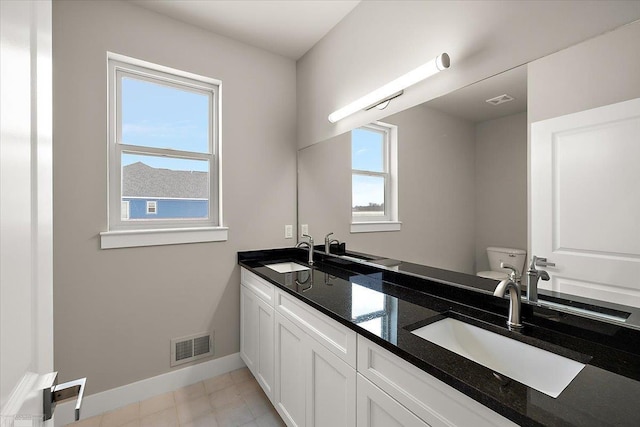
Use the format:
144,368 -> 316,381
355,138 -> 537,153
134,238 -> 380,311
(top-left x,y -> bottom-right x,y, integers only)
238,248 -> 640,427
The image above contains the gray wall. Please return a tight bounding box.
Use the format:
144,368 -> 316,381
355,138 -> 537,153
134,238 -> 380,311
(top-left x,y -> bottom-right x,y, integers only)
53,0 -> 296,395
474,113 -> 528,273
528,20 -> 640,123
299,105 -> 477,273
297,1 -> 640,149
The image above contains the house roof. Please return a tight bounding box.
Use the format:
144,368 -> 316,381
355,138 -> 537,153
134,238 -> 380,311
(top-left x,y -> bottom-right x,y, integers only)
123,162 -> 208,199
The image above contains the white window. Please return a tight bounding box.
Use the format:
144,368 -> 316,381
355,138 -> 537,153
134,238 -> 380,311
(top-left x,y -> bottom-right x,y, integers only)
351,122 -> 400,233
101,53 -> 227,249
121,200 -> 130,220
146,200 -> 157,215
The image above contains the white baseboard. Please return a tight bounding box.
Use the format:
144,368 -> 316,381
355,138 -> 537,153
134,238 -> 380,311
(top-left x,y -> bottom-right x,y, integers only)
54,353 -> 245,426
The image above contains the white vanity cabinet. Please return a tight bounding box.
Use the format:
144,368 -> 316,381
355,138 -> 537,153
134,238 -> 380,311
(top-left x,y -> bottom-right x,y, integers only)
240,267 -> 517,427
357,374 -> 429,427
274,288 -> 357,427
357,336 -> 518,427
274,311 -> 307,427
240,269 -> 276,400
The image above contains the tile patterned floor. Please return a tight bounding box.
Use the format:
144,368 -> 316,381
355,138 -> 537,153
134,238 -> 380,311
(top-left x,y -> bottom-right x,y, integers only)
67,368 -> 286,427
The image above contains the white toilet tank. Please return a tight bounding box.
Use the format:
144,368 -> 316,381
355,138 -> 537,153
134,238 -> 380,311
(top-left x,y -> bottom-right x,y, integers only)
477,247 -> 527,281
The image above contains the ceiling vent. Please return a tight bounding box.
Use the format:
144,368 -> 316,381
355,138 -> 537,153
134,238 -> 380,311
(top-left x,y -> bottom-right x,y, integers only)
485,94 -> 514,106
171,332 -> 213,367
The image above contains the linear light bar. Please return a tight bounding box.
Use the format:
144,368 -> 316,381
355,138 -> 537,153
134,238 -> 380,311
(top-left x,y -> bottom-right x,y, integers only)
328,53 -> 450,123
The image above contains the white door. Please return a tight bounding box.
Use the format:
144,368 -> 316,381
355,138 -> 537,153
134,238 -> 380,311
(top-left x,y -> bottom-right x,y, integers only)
274,313 -> 306,427
240,286 -> 257,373
356,374 -> 428,427
530,97 -> 640,307
255,296 -> 274,400
306,337 -> 356,427
0,0 -> 54,425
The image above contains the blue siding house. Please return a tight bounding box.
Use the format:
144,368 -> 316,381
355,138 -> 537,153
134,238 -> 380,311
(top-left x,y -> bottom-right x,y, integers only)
122,162 -> 209,220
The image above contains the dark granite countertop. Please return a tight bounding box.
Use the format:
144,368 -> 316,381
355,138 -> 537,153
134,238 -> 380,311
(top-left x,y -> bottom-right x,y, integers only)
238,248 -> 640,427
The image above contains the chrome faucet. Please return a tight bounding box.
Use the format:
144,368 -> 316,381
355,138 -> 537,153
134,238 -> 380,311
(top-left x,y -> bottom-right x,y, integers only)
494,278 -> 523,329
296,234 -> 314,265
526,256 -> 554,303
500,262 -> 519,283
324,232 -> 340,253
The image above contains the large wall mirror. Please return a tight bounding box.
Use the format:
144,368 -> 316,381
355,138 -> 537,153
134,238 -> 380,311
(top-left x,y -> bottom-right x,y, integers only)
299,65 -> 528,276
298,55 -> 640,327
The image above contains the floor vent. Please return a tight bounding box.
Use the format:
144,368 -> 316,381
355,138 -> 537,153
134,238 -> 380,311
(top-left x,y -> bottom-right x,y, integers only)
171,332 -> 213,367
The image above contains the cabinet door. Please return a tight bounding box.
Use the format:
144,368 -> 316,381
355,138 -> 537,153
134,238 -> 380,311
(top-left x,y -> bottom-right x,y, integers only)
240,285 -> 257,373
357,374 -> 429,427
255,295 -> 275,400
306,337 -> 356,427
275,312 -> 306,427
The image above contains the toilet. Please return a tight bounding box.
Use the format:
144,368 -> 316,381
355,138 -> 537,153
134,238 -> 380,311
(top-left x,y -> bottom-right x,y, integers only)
477,247 -> 527,282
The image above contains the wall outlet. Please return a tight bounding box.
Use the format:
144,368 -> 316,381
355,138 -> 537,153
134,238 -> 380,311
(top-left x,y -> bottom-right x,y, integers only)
285,224 -> 293,239
301,224 -> 309,236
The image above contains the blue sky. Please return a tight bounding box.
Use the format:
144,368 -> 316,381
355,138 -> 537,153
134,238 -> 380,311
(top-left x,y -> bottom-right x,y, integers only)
121,76 -> 209,172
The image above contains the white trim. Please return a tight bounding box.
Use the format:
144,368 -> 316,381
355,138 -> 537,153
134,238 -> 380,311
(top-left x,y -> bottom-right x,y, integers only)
53,353 -> 245,427
0,373 -> 40,427
351,122 -> 399,224
100,226 -> 228,249
351,221 -> 402,233
106,52 -> 223,233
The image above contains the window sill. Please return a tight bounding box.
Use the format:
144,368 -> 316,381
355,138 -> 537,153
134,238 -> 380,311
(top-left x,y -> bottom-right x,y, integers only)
100,226 -> 228,249
350,221 -> 402,233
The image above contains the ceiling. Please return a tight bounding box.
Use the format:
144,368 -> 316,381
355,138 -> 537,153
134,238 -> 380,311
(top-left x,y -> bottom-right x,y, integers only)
426,65 -> 528,123
129,0 -> 361,60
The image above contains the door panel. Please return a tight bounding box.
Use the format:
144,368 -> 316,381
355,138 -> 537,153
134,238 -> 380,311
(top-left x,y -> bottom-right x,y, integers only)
240,286 -> 257,372
531,98 -> 640,307
306,338 -> 356,427
0,0 -> 53,424
256,297 -> 274,399
275,313 -> 306,427
356,374 -> 428,427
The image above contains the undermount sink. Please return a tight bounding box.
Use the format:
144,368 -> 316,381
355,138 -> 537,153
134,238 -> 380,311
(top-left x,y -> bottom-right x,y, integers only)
411,317 -> 586,398
265,261 -> 310,274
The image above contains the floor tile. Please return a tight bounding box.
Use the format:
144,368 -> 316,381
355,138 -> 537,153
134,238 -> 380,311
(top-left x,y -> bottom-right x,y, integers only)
140,406 -> 178,427
229,368 -> 252,384
209,385 -> 243,410
173,382 -> 206,405
214,403 -> 254,427
65,414 -> 102,427
235,379 -> 260,396
139,391 -> 175,417
242,390 -> 271,418
180,412 -> 219,427
204,373 -> 234,395
67,369 -> 288,427
176,395 -> 213,424
101,402 -> 139,427
255,411 -> 286,427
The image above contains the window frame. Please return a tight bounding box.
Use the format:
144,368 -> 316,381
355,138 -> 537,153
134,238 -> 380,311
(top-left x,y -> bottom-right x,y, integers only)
350,122 -> 401,233
101,53 -> 227,249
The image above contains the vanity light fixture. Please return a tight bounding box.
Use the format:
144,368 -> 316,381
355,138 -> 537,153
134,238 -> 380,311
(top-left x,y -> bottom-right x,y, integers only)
328,53 -> 450,123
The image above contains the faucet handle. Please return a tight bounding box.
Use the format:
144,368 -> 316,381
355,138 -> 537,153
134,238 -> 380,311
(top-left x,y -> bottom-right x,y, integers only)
500,262 -> 519,281
535,257 -> 556,268
324,232 -> 334,241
